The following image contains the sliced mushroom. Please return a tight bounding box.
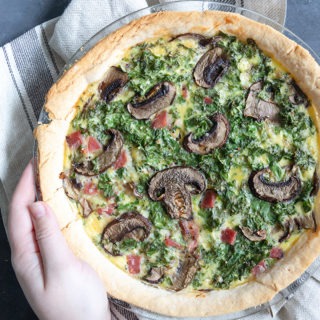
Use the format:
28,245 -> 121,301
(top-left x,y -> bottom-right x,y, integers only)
193,47 -> 229,88
74,129 -> 123,176
148,167 -> 206,220
171,254 -> 198,291
62,176 -> 81,200
183,113 -> 230,155
179,220 -> 199,253
127,82 -> 176,120
279,212 -> 317,242
199,36 -> 223,47
98,67 -> 128,102
79,198 -> 93,217
249,167 -> 301,203
239,226 -> 267,242
311,170 -> 319,196
62,174 -> 95,217
289,82 -> 308,107
295,212 -> 317,230
171,33 -> 222,47
101,212 -> 152,255
81,95 -> 94,113
244,81 -> 280,122
124,182 -> 143,199
144,267 -> 165,284
171,33 -> 206,42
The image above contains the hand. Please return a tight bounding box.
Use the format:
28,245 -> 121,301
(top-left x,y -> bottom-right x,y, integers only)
8,161 -> 111,320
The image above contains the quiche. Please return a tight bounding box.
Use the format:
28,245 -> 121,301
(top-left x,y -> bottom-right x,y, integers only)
35,11 -> 320,317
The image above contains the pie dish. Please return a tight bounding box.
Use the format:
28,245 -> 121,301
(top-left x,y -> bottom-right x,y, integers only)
35,9 -> 320,317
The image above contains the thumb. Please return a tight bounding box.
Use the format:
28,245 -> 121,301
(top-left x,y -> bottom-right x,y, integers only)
29,202 -> 73,275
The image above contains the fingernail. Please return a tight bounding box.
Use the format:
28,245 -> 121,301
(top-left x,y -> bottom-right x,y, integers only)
29,202 -> 46,219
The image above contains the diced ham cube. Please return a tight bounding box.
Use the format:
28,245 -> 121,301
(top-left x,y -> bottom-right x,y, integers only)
96,203 -> 116,215
200,189 -> 217,209
181,84 -> 188,99
83,182 -> 98,195
66,131 -> 83,149
221,228 -> 237,245
204,96 -> 213,104
252,260 -> 267,276
270,247 -> 284,259
127,255 -> 141,274
114,150 -> 127,170
164,237 -> 183,250
87,136 -> 102,153
151,110 -> 168,129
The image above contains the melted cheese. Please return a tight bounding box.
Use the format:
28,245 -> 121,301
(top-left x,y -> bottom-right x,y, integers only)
64,143 -> 72,169
228,166 -> 248,188
264,125 -> 290,148
84,213 -> 108,235
149,45 -> 167,57
108,256 -> 127,269
280,233 -> 300,252
225,214 -> 242,228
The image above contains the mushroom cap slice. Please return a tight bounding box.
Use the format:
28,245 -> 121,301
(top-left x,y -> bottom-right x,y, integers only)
101,212 -> 152,254
127,82 -> 176,120
62,175 -> 93,217
98,67 -> 128,102
171,34 -> 222,47
171,254 -> 198,291
124,182 -> 143,199
79,198 -> 93,217
62,176 -> 81,200
148,166 -> 206,220
239,226 -> 266,242
144,267 -> 165,284
279,212 -> 317,242
193,47 -> 230,88
244,81 -> 280,122
311,170 -> 320,196
183,113 -> 230,155
171,33 -> 206,42
249,167 -> 301,203
74,129 -> 123,176
289,81 -> 309,107
199,36 -> 223,47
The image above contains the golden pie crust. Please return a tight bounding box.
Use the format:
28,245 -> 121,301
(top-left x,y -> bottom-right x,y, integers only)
35,11 -> 320,317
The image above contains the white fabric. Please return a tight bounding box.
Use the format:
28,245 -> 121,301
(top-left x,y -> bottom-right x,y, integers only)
50,0 -> 287,63
50,0 -> 148,61
2,0 -> 320,319
158,0 -> 287,28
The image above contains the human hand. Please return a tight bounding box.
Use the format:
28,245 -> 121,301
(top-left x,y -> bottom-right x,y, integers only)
8,161 -> 111,320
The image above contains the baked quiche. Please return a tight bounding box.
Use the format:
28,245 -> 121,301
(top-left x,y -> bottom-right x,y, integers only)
35,11 -> 320,317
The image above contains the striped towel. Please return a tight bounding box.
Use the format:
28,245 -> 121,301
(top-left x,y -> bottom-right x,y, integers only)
2,0 -> 320,319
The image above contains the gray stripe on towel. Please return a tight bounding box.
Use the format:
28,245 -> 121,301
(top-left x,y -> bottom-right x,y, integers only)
10,29 -> 54,119
40,24 -> 60,76
2,46 -> 34,130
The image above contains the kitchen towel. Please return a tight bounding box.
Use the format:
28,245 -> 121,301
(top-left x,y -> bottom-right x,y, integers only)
2,0 -> 320,319
49,0 -> 286,62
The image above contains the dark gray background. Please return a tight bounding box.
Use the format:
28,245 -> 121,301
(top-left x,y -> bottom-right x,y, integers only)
0,0 -> 319,319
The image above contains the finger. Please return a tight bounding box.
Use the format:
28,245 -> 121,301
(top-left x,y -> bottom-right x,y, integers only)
29,202 -> 74,276
8,161 -> 36,255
